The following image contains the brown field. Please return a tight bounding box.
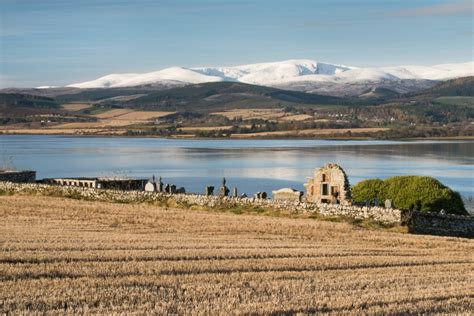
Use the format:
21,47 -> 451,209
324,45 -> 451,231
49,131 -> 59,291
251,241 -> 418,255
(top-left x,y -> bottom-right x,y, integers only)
52,121 -> 135,129
212,108 -> 286,120
280,114 -> 314,121
111,110 -> 175,120
212,108 -> 315,122
232,127 -> 389,138
94,109 -> 174,120
1,195 -> 472,314
93,108 -> 135,119
47,110 -> 175,130
61,103 -> 92,111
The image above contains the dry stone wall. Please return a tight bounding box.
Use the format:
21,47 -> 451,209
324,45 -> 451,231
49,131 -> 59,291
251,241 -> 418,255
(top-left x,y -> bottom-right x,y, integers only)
0,181 -> 402,223
404,211 -> 474,238
2,181 -> 472,237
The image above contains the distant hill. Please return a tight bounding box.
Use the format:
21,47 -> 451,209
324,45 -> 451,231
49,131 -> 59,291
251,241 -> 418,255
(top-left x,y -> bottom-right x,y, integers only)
67,59 -> 473,96
0,93 -> 61,116
122,82 -> 341,112
0,93 -> 60,108
413,77 -> 473,97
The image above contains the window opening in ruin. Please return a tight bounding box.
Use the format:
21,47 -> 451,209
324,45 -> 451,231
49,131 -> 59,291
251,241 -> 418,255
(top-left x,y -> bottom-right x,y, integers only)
322,183 -> 329,195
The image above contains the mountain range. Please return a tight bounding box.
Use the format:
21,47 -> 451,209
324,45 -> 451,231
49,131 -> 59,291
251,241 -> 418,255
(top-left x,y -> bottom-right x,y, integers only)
62,59 -> 473,96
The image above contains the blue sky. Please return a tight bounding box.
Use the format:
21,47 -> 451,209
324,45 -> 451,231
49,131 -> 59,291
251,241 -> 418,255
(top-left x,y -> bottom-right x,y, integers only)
1,0 -> 473,87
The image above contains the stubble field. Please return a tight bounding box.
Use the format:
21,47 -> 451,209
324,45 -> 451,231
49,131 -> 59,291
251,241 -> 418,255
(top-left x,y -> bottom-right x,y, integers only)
1,195 -> 473,314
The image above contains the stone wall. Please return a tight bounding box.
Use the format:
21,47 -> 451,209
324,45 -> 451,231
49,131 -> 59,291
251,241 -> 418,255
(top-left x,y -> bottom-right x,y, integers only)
0,181 -> 402,224
2,181 -> 471,237
404,211 -> 474,238
0,170 -> 36,183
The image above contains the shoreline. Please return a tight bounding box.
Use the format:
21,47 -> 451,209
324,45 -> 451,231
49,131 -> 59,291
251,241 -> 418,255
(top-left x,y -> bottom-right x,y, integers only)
1,130 -> 473,141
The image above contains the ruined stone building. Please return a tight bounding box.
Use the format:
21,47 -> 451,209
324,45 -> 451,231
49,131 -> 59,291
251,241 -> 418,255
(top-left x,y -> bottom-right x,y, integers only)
304,163 -> 351,204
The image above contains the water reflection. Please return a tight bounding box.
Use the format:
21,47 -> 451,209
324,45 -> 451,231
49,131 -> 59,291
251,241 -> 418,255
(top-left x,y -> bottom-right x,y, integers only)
0,136 -> 472,201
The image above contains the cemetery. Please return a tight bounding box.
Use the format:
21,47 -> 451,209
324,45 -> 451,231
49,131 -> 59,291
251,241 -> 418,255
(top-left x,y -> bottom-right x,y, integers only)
0,164 -> 472,237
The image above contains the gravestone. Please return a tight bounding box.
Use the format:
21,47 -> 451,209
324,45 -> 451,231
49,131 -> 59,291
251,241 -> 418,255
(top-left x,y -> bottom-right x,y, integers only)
384,199 -> 392,209
374,198 -> 379,207
144,181 -> 156,192
232,187 -> 238,198
205,186 -> 214,196
157,176 -> 163,192
176,187 -> 186,194
219,177 -> 229,197
254,192 -> 267,199
168,184 -> 177,194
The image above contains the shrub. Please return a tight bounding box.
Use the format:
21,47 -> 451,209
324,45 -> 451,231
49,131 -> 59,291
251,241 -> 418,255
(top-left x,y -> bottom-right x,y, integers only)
351,179 -> 385,204
352,176 -> 467,215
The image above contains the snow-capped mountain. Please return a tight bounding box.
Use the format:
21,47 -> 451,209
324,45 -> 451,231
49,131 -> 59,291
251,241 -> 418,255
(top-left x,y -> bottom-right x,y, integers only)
67,59 -> 473,95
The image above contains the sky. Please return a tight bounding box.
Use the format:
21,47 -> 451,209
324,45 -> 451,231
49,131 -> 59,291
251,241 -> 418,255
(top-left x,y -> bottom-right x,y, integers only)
0,0 -> 473,87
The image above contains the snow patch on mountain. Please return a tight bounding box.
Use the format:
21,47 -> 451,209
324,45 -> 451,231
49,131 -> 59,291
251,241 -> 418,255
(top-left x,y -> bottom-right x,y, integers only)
67,59 -> 473,90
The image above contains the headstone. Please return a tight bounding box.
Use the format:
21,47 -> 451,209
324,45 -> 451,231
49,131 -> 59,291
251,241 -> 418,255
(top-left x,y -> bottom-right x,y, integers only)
254,192 -> 267,199
164,184 -> 170,193
232,187 -> 238,198
144,181 -> 156,192
176,187 -> 186,194
374,198 -> 379,207
384,199 -> 392,209
219,177 -> 229,197
157,177 -> 163,192
168,184 -> 177,194
240,193 -> 247,198
205,186 -> 214,196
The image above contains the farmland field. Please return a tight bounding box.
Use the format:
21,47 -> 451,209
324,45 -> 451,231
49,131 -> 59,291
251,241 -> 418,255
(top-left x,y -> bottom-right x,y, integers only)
61,103 -> 92,112
93,109 -> 174,120
1,195 -> 473,314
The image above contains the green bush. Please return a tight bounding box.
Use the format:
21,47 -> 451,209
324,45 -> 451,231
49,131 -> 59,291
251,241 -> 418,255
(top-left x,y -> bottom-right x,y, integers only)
352,176 -> 467,215
351,179 -> 385,203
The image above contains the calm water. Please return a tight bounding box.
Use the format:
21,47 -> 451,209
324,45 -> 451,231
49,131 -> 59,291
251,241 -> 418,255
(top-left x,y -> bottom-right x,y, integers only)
1,135 -> 473,202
